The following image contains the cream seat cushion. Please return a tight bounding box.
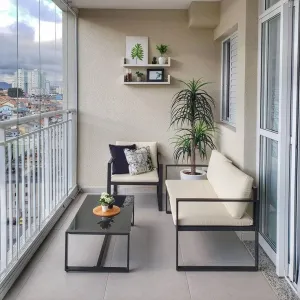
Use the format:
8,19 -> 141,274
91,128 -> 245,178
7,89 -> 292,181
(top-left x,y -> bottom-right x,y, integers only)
166,180 -> 253,226
112,170 -> 159,183
116,141 -> 158,168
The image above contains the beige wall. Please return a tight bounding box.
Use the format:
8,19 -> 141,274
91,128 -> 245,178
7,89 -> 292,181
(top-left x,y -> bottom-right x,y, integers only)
214,0 -> 258,179
78,9 -> 219,189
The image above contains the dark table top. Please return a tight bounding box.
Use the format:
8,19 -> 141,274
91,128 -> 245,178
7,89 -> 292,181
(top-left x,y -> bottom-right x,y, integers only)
66,194 -> 134,235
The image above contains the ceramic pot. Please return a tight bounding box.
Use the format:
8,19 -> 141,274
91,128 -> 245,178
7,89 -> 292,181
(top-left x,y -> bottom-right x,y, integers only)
180,169 -> 207,180
137,77 -> 142,82
158,56 -> 165,65
102,205 -> 109,212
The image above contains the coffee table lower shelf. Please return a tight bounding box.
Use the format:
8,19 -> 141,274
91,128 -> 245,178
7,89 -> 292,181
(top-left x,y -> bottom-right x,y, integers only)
65,234 -> 130,273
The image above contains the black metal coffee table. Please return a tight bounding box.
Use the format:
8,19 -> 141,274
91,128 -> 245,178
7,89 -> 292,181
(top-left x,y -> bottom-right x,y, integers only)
65,194 -> 134,273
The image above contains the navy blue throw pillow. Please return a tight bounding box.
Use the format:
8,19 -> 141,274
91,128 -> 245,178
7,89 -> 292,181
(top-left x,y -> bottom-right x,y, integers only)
109,144 -> 136,174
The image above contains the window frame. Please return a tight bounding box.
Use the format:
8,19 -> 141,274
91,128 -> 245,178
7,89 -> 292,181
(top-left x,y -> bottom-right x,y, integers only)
220,32 -> 237,127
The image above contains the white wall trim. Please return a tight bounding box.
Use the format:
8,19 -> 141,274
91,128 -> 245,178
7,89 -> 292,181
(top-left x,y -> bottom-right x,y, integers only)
259,233 -> 277,265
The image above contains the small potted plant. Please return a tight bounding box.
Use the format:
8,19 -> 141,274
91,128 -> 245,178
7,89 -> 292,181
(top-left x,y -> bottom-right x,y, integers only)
156,44 -> 168,65
98,192 -> 114,212
136,71 -> 144,82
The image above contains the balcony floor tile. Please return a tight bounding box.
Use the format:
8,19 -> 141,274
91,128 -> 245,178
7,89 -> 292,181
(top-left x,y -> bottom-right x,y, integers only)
4,193 -> 278,300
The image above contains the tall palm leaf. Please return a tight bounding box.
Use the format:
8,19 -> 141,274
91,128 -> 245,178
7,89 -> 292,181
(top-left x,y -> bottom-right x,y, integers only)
170,79 -> 216,175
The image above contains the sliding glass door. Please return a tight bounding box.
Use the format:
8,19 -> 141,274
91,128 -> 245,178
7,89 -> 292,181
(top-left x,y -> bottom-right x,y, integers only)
259,12 -> 281,251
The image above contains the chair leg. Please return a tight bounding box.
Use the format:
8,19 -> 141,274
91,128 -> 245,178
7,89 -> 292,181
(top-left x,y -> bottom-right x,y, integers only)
113,185 -> 118,195
157,182 -> 162,212
107,181 -> 111,194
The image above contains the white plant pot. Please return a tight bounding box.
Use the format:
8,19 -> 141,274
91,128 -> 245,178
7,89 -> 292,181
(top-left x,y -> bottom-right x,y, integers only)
180,169 -> 207,180
158,56 -> 165,65
102,205 -> 109,212
137,77 -> 142,82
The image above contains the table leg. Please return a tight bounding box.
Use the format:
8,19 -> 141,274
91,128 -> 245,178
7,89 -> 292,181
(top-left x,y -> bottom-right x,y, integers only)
65,232 -> 69,272
127,234 -> 130,272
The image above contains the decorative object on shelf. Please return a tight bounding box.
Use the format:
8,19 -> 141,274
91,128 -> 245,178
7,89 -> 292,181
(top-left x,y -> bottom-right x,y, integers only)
126,36 -> 148,65
152,57 -> 157,64
156,44 -> 168,65
124,57 -> 127,65
136,71 -> 144,82
170,79 -> 216,180
147,68 -> 164,82
98,192 -> 115,212
127,69 -> 132,82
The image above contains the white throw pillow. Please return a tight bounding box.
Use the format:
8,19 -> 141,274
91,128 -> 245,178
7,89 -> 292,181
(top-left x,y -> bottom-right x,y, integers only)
124,147 -> 154,175
117,141 -> 158,168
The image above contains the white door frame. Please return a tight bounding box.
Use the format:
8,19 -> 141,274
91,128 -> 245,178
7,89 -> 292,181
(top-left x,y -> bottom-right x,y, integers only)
257,0 -> 295,277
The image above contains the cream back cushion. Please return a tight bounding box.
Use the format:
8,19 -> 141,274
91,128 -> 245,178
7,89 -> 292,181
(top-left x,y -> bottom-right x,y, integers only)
207,150 -> 253,219
207,150 -> 232,182
116,141 -> 158,168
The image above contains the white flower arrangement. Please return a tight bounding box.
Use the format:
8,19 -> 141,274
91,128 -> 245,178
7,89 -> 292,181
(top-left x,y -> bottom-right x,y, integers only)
99,192 -> 114,206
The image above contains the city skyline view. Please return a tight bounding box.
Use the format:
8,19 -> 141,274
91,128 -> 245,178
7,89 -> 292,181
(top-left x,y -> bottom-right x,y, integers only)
0,0 -> 63,86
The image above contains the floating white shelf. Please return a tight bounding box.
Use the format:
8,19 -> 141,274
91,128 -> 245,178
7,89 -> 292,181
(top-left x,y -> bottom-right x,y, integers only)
122,57 -> 171,68
123,75 -> 171,85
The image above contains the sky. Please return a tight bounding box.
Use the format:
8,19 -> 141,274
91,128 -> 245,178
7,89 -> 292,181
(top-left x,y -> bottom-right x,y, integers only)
0,0 -> 64,85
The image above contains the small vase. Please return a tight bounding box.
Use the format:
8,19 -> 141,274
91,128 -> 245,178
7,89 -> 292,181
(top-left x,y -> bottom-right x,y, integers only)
102,205 -> 109,212
137,77 -> 142,82
158,56 -> 165,65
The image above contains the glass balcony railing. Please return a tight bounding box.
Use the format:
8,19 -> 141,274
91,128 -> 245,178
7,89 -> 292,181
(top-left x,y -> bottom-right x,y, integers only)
0,109 -> 76,283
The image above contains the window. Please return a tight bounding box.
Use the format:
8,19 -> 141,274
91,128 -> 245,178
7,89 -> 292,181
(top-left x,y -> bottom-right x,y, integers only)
221,32 -> 238,126
265,0 -> 280,10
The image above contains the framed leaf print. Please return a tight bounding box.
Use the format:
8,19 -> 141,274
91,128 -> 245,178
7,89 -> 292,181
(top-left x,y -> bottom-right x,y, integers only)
126,36 -> 148,65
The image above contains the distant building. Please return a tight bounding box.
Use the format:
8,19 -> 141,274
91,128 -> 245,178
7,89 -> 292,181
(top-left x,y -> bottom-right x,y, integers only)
28,69 -> 48,96
12,69 -> 28,94
12,69 -> 49,96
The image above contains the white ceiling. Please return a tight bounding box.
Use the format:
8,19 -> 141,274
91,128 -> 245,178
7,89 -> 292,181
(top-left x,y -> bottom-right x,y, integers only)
70,0 -> 220,10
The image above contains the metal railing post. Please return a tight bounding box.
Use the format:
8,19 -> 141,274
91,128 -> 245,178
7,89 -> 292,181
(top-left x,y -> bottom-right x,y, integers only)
0,128 -> 7,273
44,117 -> 50,217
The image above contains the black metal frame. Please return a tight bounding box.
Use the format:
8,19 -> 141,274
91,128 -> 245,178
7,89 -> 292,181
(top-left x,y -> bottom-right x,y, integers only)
165,164 -> 259,272
107,153 -> 163,211
65,201 -> 135,273
147,68 -> 164,82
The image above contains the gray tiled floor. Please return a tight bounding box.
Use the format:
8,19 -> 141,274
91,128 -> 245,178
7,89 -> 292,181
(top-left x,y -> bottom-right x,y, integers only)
4,193 -> 278,300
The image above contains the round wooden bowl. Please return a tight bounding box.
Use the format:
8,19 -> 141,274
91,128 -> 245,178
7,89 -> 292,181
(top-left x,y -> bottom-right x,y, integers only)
93,205 -> 120,217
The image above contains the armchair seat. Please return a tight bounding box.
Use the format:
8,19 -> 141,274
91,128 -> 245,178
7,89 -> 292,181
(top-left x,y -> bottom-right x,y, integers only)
112,170 -> 159,183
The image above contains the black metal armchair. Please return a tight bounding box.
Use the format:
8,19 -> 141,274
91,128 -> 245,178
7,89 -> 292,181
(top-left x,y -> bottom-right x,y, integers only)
107,147 -> 163,211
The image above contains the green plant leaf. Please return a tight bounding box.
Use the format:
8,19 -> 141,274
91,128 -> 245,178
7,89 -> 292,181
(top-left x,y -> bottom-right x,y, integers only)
170,79 -> 217,166
131,43 -> 144,63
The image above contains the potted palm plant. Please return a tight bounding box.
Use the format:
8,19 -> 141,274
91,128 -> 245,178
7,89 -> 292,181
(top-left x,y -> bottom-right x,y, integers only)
170,79 -> 216,180
136,71 -> 144,82
156,44 -> 168,65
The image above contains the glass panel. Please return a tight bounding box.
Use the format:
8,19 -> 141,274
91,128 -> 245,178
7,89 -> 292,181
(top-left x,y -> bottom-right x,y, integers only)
261,15 -> 280,132
260,137 -> 278,249
265,0 -> 280,10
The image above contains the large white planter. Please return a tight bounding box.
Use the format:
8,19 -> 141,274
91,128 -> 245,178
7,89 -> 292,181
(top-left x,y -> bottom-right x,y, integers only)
158,56 -> 166,65
180,169 -> 207,180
